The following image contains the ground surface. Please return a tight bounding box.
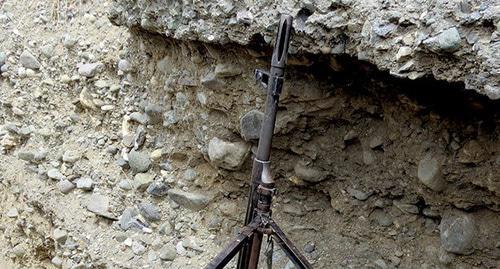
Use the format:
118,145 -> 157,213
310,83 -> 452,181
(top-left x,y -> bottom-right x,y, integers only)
0,1 -> 499,269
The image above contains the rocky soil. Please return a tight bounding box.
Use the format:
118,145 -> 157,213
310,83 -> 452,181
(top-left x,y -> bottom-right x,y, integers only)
0,1 -> 499,269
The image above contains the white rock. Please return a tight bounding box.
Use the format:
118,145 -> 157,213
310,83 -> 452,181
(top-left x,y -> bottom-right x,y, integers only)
208,137 -> 250,170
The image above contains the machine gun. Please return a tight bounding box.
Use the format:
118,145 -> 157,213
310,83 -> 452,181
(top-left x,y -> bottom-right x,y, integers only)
206,14 -> 313,269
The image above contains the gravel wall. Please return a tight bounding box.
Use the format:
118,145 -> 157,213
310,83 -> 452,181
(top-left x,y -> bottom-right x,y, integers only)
109,0 -> 500,99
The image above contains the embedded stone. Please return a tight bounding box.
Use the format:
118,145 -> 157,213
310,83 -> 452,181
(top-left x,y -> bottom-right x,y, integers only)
240,110 -> 264,141
208,137 -> 250,170
417,154 -> 446,191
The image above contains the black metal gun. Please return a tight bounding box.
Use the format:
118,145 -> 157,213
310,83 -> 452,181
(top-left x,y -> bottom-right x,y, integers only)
206,14 -> 312,269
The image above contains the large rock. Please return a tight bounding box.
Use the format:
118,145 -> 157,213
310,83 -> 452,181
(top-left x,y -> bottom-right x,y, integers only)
423,27 -> 462,53
167,189 -> 210,211
417,154 -> 446,192
109,0 -> 500,99
294,162 -> 327,183
440,210 -> 477,255
239,110 -> 264,141
208,137 -> 250,170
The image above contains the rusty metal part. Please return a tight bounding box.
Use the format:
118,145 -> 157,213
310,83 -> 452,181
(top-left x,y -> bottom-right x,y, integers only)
269,220 -> 313,269
205,223 -> 258,269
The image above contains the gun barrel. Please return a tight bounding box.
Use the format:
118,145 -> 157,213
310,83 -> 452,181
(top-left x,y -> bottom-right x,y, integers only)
238,14 -> 293,269
271,15 -> 293,69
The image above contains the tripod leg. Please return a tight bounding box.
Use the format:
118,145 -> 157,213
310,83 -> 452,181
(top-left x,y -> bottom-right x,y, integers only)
264,236 -> 274,269
269,220 -> 313,269
247,232 -> 263,269
205,225 -> 257,269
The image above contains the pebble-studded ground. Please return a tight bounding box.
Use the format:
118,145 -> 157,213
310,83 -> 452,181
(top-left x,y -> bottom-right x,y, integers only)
1,1 -> 499,269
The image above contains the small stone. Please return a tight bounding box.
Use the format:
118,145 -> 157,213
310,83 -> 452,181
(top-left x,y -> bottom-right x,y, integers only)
294,162 -> 327,183
52,228 -> 68,244
138,202 -> 161,222
423,27 -> 461,53
47,168 -> 65,180
145,104 -> 163,124
128,150 -> 151,173
62,34 -> 78,48
20,50 -> 41,70
150,149 -> 163,161
374,258 -> 388,269
132,241 -> 146,255
119,207 -> 146,231
95,80 -> 109,89
176,241 -> 187,256
343,130 -> 358,141
214,63 -> 242,77
62,150 -> 80,163
236,10 -> 253,24
196,92 -> 207,105
370,209 -> 393,227
40,44 -> 55,58
178,75 -> 197,86
159,223 -> 173,235
118,179 -> 133,190
77,62 -> 104,78
75,177 -> 93,191
101,105 -> 115,111
393,200 -> 419,214
283,203 -> 306,217
6,208 -> 18,218
369,136 -> 384,149
129,112 -> 149,125
51,256 -> 63,268
304,242 -> 315,253
18,151 -> 35,162
167,189 -> 210,211
363,150 -> 376,165
0,51 -> 6,66
183,169 -> 197,181
134,173 -> 155,191
200,72 -> 225,89
457,140 -> 487,164
240,110 -> 264,141
118,59 -> 133,73
11,244 -> 26,258
395,46 -> 412,61
106,145 -> 119,155
418,154 -> 446,191
146,181 -> 169,197
57,179 -> 75,194
440,210 -> 476,255
79,88 -> 97,110
208,137 -> 250,171
116,158 -> 129,169
86,194 -> 114,219
373,23 -> 397,38
347,187 -> 373,201
159,245 -> 177,261
163,110 -> 178,127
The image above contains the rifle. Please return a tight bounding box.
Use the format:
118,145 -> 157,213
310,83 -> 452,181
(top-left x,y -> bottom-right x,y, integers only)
206,14 -> 313,269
